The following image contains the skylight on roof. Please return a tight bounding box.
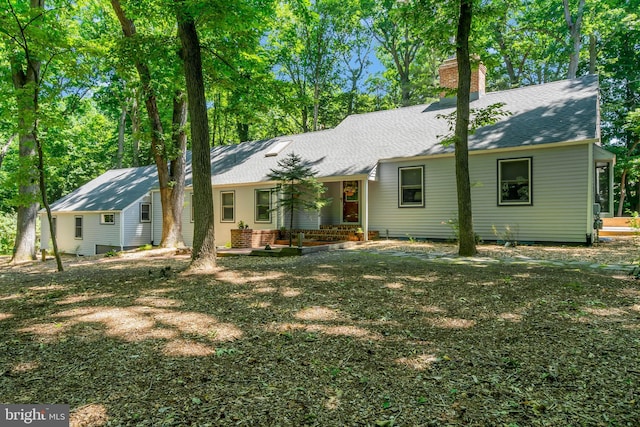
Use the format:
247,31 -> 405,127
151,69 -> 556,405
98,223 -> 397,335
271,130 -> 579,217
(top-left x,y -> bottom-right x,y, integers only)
265,140 -> 292,157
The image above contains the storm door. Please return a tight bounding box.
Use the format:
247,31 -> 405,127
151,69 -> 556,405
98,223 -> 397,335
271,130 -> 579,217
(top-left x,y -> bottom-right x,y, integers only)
342,181 -> 359,223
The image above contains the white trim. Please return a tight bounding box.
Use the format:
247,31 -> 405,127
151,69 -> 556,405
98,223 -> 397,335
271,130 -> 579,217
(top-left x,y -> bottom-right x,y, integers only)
140,203 -> 151,223
220,190 -> 235,223
255,189 -> 272,223
74,216 -> 83,240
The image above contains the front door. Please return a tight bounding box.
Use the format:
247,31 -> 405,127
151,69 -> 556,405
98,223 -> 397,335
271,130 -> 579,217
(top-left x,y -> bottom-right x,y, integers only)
342,180 -> 359,223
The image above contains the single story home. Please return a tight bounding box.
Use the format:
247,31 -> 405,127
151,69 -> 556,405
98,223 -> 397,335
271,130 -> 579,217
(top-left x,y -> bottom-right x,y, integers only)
41,59 -> 615,256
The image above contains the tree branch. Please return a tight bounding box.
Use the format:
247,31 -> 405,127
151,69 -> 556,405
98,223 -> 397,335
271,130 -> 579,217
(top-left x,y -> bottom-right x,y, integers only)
0,133 -> 18,171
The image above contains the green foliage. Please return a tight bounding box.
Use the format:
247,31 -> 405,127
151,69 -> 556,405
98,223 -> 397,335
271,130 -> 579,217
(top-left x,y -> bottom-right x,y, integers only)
104,249 -> 120,258
0,211 -> 16,254
267,152 -> 331,246
626,210 -> 640,231
492,224 -> 518,246
437,102 -> 511,147
443,216 -> 481,244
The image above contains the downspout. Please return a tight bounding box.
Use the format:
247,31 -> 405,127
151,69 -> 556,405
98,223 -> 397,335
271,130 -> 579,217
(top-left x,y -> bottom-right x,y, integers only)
149,199 -> 153,246
120,211 -> 124,252
150,192 -> 154,246
587,144 -> 594,244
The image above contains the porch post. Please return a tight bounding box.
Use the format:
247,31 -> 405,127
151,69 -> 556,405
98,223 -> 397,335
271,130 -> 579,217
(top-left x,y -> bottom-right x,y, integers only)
363,179 -> 369,241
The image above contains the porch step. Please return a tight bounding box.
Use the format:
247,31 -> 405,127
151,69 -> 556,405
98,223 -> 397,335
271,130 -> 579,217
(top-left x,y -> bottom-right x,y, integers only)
602,217 -> 635,227
600,217 -> 637,237
291,228 -> 380,242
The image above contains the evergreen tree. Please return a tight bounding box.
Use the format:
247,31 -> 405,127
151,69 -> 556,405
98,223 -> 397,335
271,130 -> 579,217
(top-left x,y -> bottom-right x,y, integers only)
267,152 -> 330,247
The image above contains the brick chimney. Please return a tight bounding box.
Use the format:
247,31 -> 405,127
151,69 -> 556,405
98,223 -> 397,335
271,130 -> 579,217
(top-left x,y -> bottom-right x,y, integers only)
438,56 -> 486,102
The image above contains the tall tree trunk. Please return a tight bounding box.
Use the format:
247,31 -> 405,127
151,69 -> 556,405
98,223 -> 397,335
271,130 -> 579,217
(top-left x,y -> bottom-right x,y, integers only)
454,0 -> 476,257
236,121 -> 249,143
9,0 -> 45,263
495,27 -> 519,86
176,7 -> 217,270
563,0 -> 586,79
117,103 -> 126,168
589,34 -> 597,74
167,90 -> 187,248
312,82 -> 320,131
35,131 -> 63,271
130,94 -> 140,166
111,0 -> 183,248
617,169 -> 627,217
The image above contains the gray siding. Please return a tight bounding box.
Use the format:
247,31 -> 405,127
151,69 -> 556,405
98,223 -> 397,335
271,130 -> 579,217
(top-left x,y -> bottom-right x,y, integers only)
369,144 -> 592,243
320,182 -> 342,225
121,195 -> 152,248
182,190 -> 194,247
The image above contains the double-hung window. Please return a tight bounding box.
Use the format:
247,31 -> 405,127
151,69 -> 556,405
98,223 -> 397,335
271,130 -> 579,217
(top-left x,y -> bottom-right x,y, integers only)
140,203 -> 151,222
255,189 -> 271,223
75,216 -> 83,239
221,191 -> 235,222
498,158 -> 532,205
399,166 -> 424,207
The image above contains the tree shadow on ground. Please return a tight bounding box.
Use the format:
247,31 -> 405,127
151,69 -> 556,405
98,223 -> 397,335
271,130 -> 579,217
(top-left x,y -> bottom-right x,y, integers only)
0,251 -> 638,426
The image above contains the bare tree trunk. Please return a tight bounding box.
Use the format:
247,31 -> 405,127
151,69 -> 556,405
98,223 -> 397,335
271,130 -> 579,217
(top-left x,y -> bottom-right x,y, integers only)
35,131 -> 63,271
117,103 -> 126,168
589,34 -> 597,74
176,7 -> 217,270
563,0 -> 586,79
166,90 -> 187,248
236,121 -> 249,143
130,94 -> 140,166
617,169 -> 627,217
455,0 -> 476,257
9,0 -> 45,263
111,0 -> 183,249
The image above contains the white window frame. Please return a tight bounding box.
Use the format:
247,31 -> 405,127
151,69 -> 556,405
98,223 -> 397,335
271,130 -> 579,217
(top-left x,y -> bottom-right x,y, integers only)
498,157 -> 532,206
255,189 -> 272,223
74,216 -> 83,239
221,191 -> 235,223
101,213 -> 115,225
140,203 -> 151,223
398,166 -> 425,208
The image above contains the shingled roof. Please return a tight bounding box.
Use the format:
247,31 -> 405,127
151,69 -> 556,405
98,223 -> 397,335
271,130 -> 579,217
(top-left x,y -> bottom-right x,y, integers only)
51,75 -> 600,211
49,165 -> 158,212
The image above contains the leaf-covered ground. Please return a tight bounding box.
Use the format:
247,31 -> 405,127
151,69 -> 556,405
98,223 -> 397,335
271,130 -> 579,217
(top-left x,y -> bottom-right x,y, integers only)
1,240 -> 639,426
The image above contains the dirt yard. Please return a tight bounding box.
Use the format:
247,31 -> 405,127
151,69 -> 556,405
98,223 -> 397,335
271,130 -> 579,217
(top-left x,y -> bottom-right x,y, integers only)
0,239 -> 638,426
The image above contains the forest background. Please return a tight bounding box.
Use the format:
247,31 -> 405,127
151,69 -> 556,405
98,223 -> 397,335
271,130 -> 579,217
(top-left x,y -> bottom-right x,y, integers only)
0,0 -> 638,255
